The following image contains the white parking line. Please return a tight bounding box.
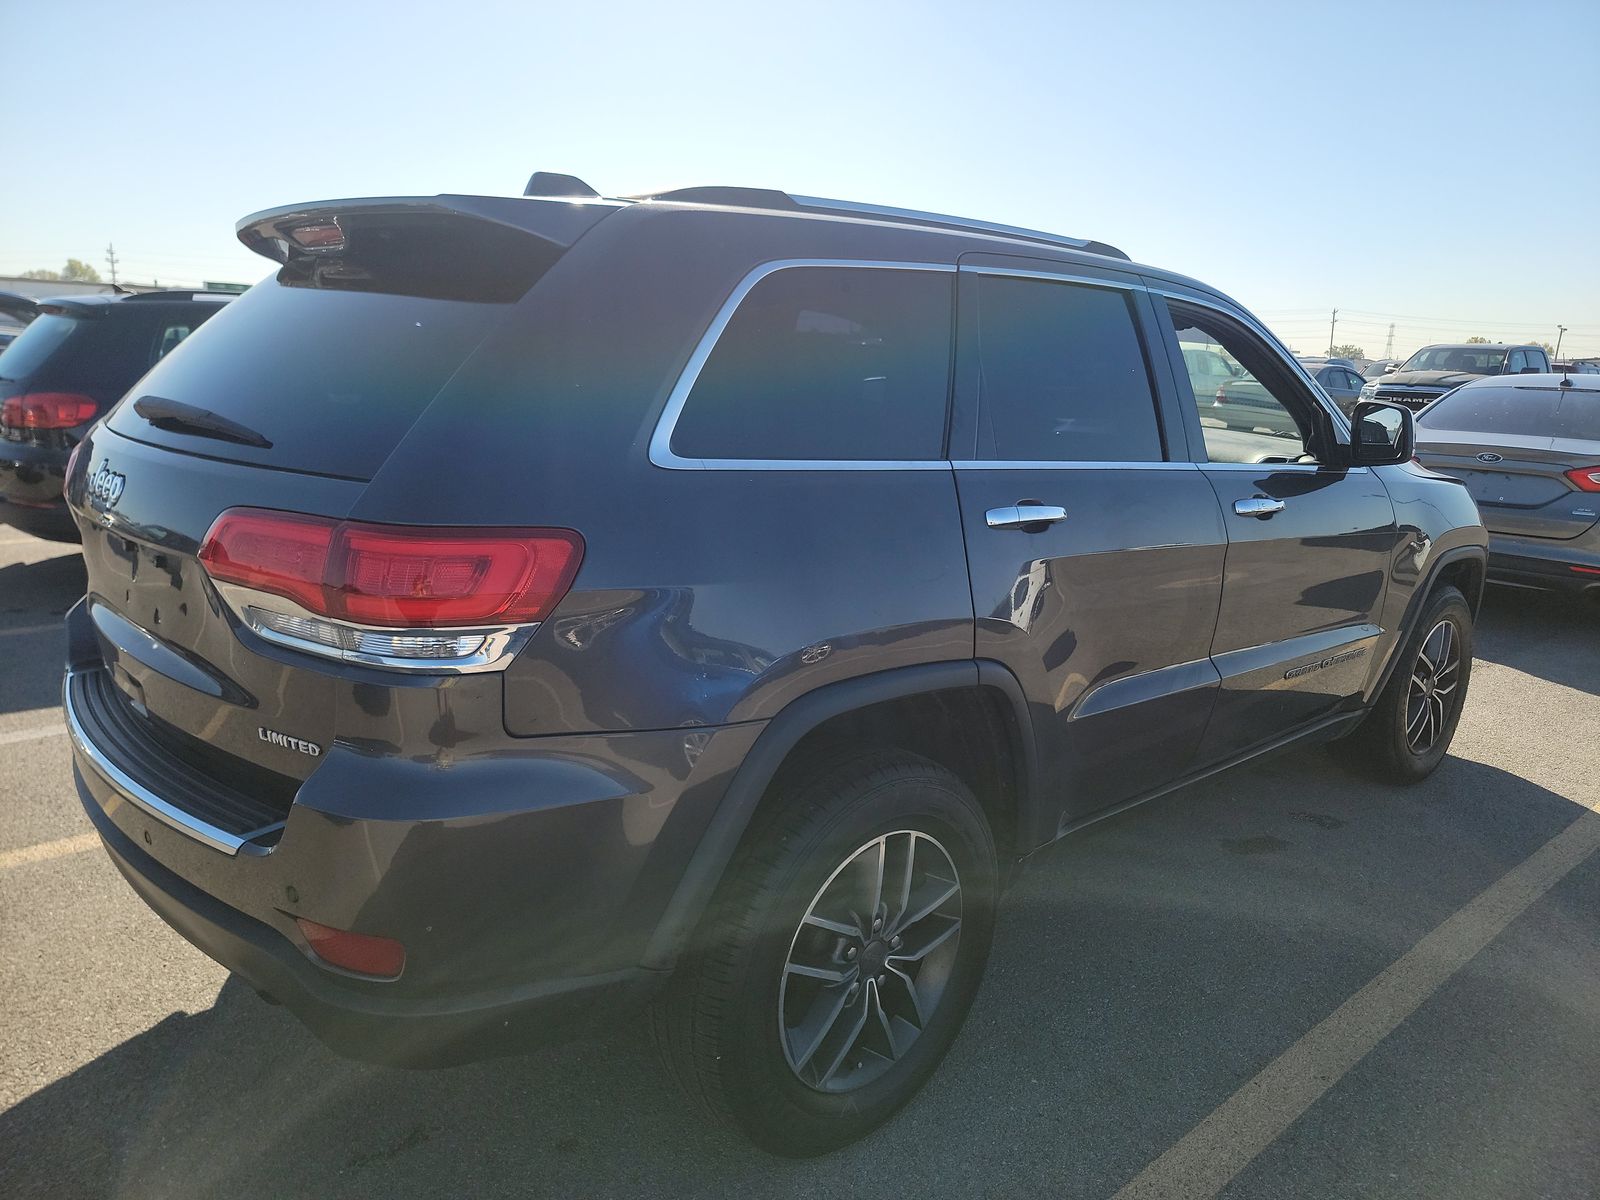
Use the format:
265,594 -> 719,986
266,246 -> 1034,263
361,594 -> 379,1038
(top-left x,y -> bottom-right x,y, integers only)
0,724 -> 65,747
0,831 -> 99,871
0,622 -> 62,638
1113,807 -> 1600,1200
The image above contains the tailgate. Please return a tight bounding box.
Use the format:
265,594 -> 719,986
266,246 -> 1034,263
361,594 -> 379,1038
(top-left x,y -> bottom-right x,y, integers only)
71,427 -> 367,781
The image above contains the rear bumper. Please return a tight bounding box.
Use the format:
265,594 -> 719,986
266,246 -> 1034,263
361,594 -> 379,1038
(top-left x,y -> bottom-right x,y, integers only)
0,436 -> 77,539
63,601 -> 764,1064
1487,532 -> 1600,595
78,781 -> 663,1064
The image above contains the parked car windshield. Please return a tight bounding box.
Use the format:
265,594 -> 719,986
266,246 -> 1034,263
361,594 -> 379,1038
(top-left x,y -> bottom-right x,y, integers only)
0,312 -> 81,381
1400,346 -> 1507,373
1419,384 -> 1600,440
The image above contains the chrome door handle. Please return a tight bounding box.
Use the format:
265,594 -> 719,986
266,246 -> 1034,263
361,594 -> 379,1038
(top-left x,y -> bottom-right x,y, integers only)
1234,496 -> 1286,519
986,504 -> 1068,530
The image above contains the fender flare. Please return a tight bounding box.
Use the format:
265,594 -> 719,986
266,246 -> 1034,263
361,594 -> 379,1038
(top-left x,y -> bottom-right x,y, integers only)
1367,544 -> 1486,703
640,659 -> 1037,971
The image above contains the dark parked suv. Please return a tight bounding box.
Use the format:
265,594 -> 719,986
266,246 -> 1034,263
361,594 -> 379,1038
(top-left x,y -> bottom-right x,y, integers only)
62,178 -> 1487,1154
0,290 -> 232,539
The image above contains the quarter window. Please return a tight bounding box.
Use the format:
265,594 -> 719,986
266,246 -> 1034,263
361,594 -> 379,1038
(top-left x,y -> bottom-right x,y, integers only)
971,274 -> 1163,462
669,266 -> 953,462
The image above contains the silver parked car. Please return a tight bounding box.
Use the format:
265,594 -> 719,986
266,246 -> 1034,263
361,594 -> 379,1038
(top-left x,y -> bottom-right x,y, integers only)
1414,373 -> 1600,599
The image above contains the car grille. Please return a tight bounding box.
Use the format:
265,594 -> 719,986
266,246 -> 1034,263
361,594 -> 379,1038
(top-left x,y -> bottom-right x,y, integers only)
67,667 -> 297,849
1374,388 -> 1444,409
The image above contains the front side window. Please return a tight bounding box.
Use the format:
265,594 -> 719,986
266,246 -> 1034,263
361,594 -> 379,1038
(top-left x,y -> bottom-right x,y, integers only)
1168,302 -> 1312,463
971,274 -> 1162,462
670,266 -> 953,462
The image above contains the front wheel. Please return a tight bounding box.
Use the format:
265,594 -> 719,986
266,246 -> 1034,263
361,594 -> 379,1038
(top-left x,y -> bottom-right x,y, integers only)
1333,584 -> 1473,783
652,751 -> 997,1155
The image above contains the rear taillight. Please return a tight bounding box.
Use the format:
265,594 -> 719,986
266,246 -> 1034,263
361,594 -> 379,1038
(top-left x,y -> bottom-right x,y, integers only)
198,508 -> 583,669
0,392 -> 98,429
1564,466 -> 1600,493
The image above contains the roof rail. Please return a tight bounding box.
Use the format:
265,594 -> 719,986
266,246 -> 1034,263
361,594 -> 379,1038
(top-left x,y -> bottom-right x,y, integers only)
789,195 -> 1129,261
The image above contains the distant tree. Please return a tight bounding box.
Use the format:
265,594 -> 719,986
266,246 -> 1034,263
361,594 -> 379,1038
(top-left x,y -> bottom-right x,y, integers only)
17,259 -> 102,283
61,258 -> 102,282
1465,335 -> 1490,344
1329,344 -> 1366,360
1535,342 -> 1554,355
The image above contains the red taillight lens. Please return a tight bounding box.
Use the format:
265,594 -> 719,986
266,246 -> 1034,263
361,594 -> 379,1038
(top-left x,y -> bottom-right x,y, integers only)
1563,465 -> 1600,493
295,917 -> 405,979
288,222 -> 345,250
198,510 -> 333,614
199,508 -> 584,628
1,392 -> 98,429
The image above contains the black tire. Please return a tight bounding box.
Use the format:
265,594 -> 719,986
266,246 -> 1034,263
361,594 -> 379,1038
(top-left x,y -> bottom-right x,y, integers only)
651,750 -> 997,1156
1333,584 -> 1473,783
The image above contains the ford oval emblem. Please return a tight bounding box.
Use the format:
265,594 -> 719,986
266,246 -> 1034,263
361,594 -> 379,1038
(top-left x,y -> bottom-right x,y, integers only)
1475,452 -> 1504,464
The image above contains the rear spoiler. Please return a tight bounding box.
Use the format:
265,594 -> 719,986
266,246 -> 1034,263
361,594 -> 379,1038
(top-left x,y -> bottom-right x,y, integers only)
236,194 -> 623,264
0,290 -> 39,325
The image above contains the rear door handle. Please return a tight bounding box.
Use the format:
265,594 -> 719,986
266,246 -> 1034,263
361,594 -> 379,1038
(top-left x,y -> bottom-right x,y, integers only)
986,504 -> 1068,530
1234,496 -> 1286,519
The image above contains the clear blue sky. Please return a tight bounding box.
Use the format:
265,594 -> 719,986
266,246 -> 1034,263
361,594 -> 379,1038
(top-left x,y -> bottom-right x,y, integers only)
3,0 -> 1596,356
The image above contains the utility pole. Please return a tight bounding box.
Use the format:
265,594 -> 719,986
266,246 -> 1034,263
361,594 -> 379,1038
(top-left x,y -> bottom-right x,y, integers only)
1385,323 -> 1395,359
104,243 -> 120,287
1555,325 -> 1568,360
1327,308 -> 1338,356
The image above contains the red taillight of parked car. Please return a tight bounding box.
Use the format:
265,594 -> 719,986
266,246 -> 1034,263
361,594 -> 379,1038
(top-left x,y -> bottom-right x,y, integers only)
295,917 -> 406,979
198,508 -> 584,628
0,392 -> 98,429
1563,465 -> 1600,493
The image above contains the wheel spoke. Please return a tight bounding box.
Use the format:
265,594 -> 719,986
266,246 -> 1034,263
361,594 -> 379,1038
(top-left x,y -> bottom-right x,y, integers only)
1406,698 -> 1429,737
1430,692 -> 1447,736
816,991 -> 873,1087
889,916 -> 960,965
784,960 -> 852,984
869,981 -> 902,1060
883,963 -> 928,1027
897,878 -> 960,933
802,912 -> 858,938
787,981 -> 858,1072
890,834 -> 917,928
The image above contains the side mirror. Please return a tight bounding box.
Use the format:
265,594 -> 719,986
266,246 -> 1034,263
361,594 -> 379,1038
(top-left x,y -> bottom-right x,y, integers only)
1519,366 -> 1542,374
1382,363 -> 1398,374
1350,401 -> 1414,466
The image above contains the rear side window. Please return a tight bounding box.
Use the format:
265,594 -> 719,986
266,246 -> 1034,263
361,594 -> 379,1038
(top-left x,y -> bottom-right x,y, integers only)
0,313 -> 81,381
972,275 -> 1162,462
669,266 -> 953,462
1420,386 -> 1600,440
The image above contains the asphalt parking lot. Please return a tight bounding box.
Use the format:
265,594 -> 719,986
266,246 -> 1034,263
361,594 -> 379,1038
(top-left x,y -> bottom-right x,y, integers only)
1,528 -> 1596,1200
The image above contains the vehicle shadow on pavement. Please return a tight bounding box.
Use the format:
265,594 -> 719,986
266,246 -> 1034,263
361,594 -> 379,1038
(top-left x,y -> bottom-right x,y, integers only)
1473,586 -> 1598,697
0,550 -> 85,621
2,753 -> 1595,1200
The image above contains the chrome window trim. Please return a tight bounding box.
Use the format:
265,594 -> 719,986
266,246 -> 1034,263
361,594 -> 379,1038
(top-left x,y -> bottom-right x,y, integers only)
648,259 -> 957,472
1201,461 -> 1371,474
956,263 -> 1139,291
214,581 -> 541,674
950,459 -> 1198,471
64,668 -> 268,856
1149,287 -> 1355,439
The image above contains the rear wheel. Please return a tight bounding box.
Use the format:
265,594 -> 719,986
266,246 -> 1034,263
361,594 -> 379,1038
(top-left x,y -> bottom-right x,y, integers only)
1334,584 -> 1473,783
652,751 -> 997,1155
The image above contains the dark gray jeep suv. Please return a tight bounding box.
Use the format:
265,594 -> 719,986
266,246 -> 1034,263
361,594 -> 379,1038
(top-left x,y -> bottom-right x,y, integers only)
62,176 -> 1487,1154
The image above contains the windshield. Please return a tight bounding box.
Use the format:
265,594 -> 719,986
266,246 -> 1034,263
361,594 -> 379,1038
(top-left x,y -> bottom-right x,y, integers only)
1400,346 -> 1506,374
1419,384 -> 1600,440
0,312 -> 82,381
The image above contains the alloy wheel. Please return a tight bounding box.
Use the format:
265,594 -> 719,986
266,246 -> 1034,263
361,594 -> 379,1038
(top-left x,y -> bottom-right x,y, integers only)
1406,618 -> 1461,754
778,830 -> 962,1093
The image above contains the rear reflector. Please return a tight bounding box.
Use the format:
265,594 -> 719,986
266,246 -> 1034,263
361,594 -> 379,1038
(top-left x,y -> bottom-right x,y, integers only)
295,917 -> 406,979
1,392 -> 98,429
199,509 -> 583,628
1564,466 -> 1600,493
1571,564 -> 1600,576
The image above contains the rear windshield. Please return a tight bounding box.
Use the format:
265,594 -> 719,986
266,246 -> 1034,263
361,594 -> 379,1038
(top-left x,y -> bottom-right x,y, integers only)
0,313 -> 82,382
106,212 -> 564,480
1420,385 -> 1600,441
